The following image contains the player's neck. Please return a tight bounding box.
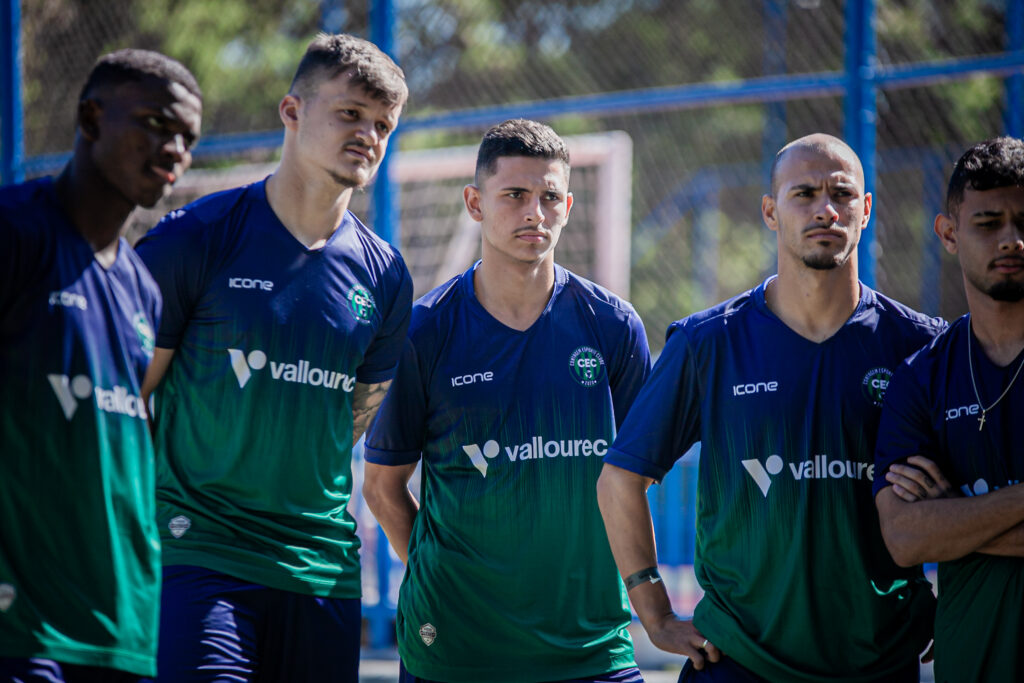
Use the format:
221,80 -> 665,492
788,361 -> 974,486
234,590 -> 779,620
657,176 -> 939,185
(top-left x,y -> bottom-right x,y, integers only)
54,160 -> 129,269
766,260 -> 860,343
265,163 -> 355,249
473,256 -> 555,332
965,288 -> 1024,367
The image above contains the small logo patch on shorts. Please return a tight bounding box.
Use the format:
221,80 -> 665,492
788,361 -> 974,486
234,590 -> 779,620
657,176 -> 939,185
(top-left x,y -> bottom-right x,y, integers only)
168,515 -> 192,539
0,583 -> 16,612
419,623 -> 437,646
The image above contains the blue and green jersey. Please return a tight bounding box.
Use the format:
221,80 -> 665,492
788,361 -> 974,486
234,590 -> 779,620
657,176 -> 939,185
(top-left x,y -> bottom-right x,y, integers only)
365,264 -> 650,682
0,177 -> 162,676
608,279 -> 945,683
136,179 -> 412,599
875,315 -> 1024,683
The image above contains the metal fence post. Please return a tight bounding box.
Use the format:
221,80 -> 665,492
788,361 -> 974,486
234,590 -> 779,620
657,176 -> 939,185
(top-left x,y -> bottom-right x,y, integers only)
1,0 -> 24,185
368,0 -> 399,651
1006,0 -> 1024,138
844,0 -> 877,289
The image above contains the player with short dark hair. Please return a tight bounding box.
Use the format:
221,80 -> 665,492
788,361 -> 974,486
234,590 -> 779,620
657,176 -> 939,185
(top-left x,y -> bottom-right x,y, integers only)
363,118 -> 651,683
134,33 -> 411,682
598,134 -> 945,682
0,48 -> 202,682
874,136 -> 1024,683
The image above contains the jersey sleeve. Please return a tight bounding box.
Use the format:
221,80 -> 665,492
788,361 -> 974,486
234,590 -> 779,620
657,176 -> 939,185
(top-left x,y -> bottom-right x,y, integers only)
134,210 -> 208,349
605,322 -> 702,481
364,336 -> 426,465
609,307 -> 652,430
872,359 -> 938,497
355,258 -> 413,385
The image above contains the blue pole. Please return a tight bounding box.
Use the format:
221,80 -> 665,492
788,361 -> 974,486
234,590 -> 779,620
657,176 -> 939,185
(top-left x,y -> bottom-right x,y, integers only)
844,0 -> 877,289
920,151 -> 945,315
1,0 -> 25,185
371,0 -> 400,247
1005,0 -> 1024,138
368,0 -> 399,651
761,0 -> 788,190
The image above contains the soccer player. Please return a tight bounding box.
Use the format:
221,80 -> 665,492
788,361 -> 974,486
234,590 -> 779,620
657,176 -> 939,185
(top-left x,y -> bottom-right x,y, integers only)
362,119 -> 651,683
874,137 -> 1024,683
134,34 -> 411,682
597,134 -> 946,682
0,49 -> 201,681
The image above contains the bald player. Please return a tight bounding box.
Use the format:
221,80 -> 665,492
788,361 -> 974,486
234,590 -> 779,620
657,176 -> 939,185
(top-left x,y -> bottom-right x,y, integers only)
598,134 -> 945,682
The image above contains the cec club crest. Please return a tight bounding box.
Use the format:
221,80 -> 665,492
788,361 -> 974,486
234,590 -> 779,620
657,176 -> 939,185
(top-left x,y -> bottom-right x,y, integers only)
569,346 -> 606,387
133,312 -> 155,356
0,583 -> 16,612
419,623 -> 437,646
861,367 -> 893,407
168,515 -> 192,539
347,285 -> 376,325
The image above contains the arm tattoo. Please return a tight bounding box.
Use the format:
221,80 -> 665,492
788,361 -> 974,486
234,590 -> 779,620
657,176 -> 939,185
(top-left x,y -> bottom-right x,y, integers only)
351,380 -> 392,445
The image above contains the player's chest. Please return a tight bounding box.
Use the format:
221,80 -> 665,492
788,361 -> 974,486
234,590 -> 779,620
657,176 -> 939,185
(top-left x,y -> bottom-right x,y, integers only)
428,323 -> 613,417
933,378 -> 1024,494
197,248 -> 385,342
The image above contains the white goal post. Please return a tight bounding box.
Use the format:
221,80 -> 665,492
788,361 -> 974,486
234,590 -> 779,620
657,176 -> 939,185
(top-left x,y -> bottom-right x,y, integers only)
130,130 -> 633,298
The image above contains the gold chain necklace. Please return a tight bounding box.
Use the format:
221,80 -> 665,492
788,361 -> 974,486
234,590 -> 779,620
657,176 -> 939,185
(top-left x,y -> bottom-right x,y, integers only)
967,323 -> 1024,431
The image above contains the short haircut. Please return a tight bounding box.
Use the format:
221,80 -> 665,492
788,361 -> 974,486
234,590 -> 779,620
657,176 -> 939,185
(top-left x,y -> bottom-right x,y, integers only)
769,134 -> 862,197
946,136 -> 1024,217
474,119 -> 570,185
79,49 -> 202,103
289,33 -> 408,108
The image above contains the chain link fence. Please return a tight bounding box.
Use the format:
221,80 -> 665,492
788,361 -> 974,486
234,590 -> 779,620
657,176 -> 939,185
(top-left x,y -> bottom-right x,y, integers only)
15,0 -> 1018,351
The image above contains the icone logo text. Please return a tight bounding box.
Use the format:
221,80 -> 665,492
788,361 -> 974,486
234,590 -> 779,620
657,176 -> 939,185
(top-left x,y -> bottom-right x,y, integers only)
451,371 -> 494,387
945,403 -> 980,421
48,290 -> 87,311
227,348 -> 355,392
229,277 -> 274,291
461,436 -> 608,477
732,381 -> 778,396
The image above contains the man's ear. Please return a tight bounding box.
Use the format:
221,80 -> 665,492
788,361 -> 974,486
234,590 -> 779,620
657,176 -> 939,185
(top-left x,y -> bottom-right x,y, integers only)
463,184 -> 483,222
761,194 -> 779,232
279,94 -> 301,131
934,212 -> 958,255
77,99 -> 102,142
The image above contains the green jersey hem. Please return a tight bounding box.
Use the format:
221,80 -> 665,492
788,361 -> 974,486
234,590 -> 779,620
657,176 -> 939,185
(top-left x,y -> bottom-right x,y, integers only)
162,548 -> 361,599
401,652 -> 636,683
0,638 -> 156,677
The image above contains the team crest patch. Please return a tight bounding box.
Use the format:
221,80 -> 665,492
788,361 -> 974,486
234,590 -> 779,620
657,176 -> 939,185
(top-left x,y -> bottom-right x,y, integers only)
0,583 -> 15,612
569,346 -> 606,387
168,515 -> 192,539
133,313 -> 156,356
347,285 -> 376,324
861,367 -> 893,407
419,623 -> 437,646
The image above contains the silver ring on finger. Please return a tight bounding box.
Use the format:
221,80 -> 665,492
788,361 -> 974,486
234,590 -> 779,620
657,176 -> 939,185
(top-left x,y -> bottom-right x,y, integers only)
701,638 -> 709,650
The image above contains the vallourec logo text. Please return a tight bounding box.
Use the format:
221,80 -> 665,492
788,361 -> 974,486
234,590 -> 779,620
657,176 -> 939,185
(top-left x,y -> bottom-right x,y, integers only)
227,348 -> 355,392
461,436 -> 609,477
741,453 -> 874,497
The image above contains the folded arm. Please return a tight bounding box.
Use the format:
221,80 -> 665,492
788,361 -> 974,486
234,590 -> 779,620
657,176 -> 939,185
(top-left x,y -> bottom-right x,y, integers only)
877,456 -> 1024,566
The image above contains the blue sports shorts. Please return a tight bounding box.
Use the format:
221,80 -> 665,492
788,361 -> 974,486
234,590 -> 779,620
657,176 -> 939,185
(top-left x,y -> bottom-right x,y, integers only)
153,564 -> 361,682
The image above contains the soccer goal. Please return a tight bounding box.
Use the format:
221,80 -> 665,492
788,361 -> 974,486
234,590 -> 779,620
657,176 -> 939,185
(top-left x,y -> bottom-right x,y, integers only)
129,130 -> 633,298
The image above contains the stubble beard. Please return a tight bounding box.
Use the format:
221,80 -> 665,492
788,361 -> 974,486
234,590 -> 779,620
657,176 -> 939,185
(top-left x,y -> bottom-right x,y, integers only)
985,278 -> 1024,302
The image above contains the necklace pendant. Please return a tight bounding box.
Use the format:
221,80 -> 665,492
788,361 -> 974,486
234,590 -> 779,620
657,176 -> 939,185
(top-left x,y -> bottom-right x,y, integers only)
978,411 -> 986,432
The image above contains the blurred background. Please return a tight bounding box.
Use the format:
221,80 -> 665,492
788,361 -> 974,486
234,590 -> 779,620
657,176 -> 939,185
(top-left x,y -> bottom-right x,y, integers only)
2,1 -> 1020,676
